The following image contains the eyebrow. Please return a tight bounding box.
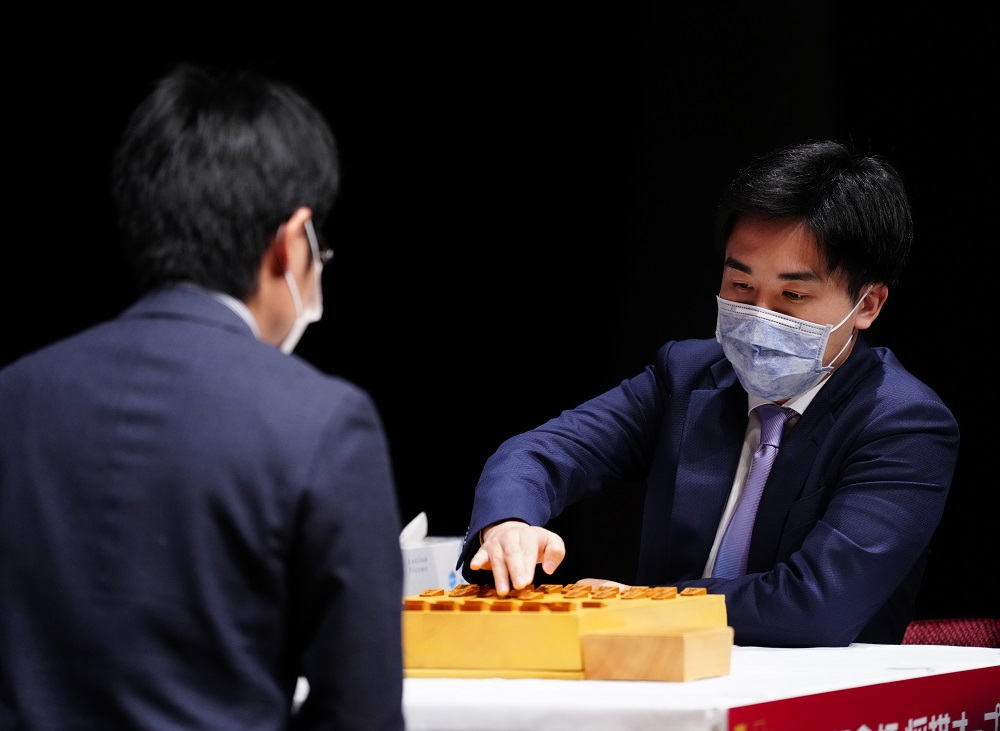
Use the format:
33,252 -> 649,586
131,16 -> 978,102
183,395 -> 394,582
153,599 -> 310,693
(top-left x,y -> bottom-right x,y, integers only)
724,257 -> 820,282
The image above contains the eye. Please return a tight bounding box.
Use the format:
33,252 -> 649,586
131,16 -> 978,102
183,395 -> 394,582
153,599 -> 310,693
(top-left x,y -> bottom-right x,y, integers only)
782,290 -> 807,302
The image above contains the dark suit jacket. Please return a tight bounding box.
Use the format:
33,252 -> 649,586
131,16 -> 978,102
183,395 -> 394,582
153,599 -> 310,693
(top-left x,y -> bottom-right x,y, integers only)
0,286 -> 405,730
459,337 -> 959,647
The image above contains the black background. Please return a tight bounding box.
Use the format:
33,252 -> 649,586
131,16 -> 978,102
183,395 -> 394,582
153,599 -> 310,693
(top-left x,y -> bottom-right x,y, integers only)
6,5 -> 997,620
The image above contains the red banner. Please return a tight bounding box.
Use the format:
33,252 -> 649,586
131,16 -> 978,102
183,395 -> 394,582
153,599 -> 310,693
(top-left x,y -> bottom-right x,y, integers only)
728,665 -> 1000,731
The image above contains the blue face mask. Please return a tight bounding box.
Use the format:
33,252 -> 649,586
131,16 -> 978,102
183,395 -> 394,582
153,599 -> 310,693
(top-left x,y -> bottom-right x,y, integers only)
715,288 -> 871,401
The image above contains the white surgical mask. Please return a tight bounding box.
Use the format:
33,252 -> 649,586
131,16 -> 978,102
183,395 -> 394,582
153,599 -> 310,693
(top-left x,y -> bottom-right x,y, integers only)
715,286 -> 871,401
280,219 -> 325,354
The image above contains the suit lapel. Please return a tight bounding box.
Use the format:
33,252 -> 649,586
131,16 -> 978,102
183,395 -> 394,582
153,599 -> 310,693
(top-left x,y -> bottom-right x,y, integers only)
663,383 -> 747,579
746,340 -> 880,571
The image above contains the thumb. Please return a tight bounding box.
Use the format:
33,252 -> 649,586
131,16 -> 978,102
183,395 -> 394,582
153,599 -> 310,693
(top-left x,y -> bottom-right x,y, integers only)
468,546 -> 491,572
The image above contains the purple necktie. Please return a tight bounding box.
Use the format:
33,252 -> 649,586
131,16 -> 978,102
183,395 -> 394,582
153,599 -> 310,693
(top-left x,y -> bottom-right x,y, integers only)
714,404 -> 792,579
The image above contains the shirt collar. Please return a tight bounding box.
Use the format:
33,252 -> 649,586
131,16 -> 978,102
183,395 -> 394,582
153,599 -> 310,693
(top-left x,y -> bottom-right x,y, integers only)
747,372 -> 830,418
178,282 -> 260,339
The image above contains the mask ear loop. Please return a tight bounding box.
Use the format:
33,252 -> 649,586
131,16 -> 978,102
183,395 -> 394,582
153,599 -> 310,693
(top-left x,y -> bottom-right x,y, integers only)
278,217 -> 321,321
284,270 -> 305,318
824,285 -> 875,367
303,219 -> 324,312
274,221 -> 305,319
832,285 -> 875,332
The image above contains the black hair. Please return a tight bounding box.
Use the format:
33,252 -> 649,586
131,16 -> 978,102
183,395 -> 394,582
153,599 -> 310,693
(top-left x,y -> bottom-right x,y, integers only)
111,64 -> 340,298
715,140 -> 912,299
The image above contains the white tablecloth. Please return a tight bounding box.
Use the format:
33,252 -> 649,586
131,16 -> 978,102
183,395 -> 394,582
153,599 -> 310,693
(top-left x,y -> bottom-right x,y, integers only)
400,644 -> 1000,731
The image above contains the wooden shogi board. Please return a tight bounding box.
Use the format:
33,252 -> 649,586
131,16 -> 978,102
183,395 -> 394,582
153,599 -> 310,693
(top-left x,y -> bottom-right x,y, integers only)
402,582 -> 734,681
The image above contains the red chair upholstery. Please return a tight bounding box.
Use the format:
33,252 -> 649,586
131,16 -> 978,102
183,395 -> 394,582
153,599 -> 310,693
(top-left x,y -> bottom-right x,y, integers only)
902,618 -> 1000,648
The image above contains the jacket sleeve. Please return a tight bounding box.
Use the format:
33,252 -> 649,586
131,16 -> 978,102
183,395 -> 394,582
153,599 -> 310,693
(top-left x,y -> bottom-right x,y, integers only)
458,365 -> 664,579
289,388 -> 405,731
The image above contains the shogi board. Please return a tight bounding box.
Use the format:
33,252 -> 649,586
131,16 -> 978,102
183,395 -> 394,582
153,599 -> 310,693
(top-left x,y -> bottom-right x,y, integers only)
402,583 -> 734,681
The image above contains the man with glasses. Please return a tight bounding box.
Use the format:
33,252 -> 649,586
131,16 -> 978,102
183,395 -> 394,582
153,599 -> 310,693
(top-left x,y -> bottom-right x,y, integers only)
0,65 -> 405,730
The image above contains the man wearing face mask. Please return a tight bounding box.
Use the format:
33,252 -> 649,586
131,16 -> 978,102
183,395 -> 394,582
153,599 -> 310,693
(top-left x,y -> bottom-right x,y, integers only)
457,139 -> 960,648
0,65 -> 405,730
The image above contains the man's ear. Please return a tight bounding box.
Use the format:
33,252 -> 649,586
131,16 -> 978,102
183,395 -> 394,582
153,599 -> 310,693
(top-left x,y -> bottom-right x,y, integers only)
267,207 -> 313,275
267,223 -> 290,275
854,284 -> 889,330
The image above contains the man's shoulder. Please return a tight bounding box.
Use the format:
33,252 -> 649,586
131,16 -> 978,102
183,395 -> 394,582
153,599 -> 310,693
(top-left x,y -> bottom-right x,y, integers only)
247,347 -> 381,429
657,336 -> 724,361
829,344 -> 956,431
865,345 -> 953,408
654,337 -> 729,382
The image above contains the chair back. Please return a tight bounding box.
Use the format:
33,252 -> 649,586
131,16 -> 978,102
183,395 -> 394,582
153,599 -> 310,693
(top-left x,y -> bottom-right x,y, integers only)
902,618 -> 1000,648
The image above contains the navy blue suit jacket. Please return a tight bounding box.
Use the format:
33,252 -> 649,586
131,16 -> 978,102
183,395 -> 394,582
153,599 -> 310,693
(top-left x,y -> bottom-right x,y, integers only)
0,286 -> 405,730
460,337 -> 959,647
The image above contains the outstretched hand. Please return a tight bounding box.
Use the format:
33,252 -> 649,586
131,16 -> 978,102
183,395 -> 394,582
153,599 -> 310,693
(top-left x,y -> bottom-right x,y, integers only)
468,520 -> 566,596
